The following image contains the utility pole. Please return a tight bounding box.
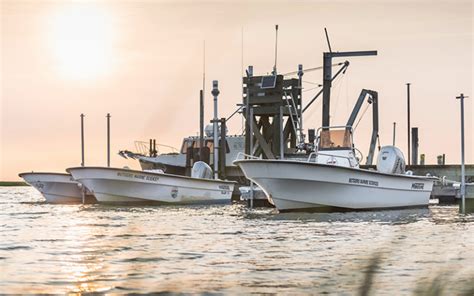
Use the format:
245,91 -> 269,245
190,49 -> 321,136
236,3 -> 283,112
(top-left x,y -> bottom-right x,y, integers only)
106,113 -> 111,167
457,93 -> 468,214
407,83 -> 411,166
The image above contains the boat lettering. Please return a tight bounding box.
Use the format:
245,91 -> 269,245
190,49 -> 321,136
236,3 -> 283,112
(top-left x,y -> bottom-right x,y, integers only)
145,176 -> 159,182
117,172 -> 134,178
411,183 -> 424,190
117,172 -> 159,182
219,185 -> 230,190
349,178 -> 379,187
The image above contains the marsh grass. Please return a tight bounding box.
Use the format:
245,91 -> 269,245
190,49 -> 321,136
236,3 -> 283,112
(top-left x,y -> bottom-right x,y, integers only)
358,253 -> 474,296
0,181 -> 28,186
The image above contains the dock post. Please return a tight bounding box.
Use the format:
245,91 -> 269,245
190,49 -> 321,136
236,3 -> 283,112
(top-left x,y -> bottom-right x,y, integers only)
456,93 -> 468,214
249,107 -> 254,208
106,113 -> 111,167
219,118 -> 226,179
200,90 -> 204,161
212,81 -> 220,179
411,127 -> 418,165
406,83 -> 411,166
80,114 -> 85,167
279,106 -> 284,159
392,122 -> 396,146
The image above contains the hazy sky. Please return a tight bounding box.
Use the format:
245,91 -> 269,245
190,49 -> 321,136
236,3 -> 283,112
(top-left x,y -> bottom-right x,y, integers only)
1,0 -> 472,180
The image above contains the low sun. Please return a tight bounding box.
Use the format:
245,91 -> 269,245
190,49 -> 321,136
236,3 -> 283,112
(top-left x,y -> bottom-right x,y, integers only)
50,5 -> 115,80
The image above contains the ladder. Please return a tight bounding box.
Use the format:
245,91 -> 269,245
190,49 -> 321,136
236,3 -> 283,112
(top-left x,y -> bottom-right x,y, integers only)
283,89 -> 304,145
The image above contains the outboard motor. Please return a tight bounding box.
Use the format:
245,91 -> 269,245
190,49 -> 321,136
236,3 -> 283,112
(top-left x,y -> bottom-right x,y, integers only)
376,146 -> 406,174
191,161 -> 213,179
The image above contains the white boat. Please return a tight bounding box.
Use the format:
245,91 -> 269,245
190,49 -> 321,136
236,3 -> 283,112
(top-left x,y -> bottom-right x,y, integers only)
66,163 -> 236,204
119,130 -> 244,177
235,126 -> 435,212
18,172 -> 87,203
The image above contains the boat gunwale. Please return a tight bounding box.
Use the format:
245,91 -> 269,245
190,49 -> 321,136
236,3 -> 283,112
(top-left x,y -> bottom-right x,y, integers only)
234,159 -> 437,181
65,166 -> 237,185
19,172 -> 71,178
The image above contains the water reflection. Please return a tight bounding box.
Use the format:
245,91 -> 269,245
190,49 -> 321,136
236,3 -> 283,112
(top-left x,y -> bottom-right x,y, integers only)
0,187 -> 473,294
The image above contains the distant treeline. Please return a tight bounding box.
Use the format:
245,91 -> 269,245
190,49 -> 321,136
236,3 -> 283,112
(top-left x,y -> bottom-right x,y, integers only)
0,181 -> 29,186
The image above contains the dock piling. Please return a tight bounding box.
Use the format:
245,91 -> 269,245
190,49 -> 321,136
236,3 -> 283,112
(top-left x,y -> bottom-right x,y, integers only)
456,93 -> 468,214
406,83 -> 411,166
80,114 -> 85,167
212,81 -> 220,179
106,113 -> 111,167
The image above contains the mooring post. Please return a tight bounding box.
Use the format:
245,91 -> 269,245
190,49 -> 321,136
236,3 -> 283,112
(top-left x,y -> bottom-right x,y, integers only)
249,107 -> 255,208
106,113 -> 111,167
412,127 -> 419,165
456,93 -> 468,214
406,83 -> 411,166
392,122 -> 396,146
199,89 -> 204,161
80,113 -> 85,204
212,81 -> 220,179
80,114 -> 85,167
219,118 -> 227,179
279,105 -> 284,159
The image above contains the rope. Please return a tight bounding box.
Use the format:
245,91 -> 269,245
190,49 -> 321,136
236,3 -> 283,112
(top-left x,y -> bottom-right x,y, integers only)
330,73 -> 345,121
353,103 -> 371,131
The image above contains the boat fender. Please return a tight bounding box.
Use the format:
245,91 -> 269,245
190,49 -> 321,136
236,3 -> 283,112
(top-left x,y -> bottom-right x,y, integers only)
405,170 -> 413,175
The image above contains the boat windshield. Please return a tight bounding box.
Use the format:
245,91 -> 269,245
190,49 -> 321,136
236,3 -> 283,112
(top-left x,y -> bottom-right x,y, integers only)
318,129 -> 352,151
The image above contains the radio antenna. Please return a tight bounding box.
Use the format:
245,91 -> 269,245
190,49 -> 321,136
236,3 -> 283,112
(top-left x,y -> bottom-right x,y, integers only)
202,40 -> 206,108
273,24 -> 279,75
324,27 -> 332,53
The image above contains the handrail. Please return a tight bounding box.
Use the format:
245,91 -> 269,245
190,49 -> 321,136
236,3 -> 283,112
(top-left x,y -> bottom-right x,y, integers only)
236,152 -> 261,160
134,141 -> 179,155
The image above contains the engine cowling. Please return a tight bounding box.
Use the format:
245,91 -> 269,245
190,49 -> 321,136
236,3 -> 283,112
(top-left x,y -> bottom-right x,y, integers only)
191,161 -> 213,179
376,146 -> 406,174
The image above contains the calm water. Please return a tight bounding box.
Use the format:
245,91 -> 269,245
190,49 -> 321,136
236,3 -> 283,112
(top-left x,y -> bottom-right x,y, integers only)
1,187 -> 473,294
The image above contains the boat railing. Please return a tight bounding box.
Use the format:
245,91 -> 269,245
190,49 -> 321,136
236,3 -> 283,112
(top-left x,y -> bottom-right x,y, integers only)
307,152 -> 358,168
134,141 -> 179,155
236,152 -> 261,161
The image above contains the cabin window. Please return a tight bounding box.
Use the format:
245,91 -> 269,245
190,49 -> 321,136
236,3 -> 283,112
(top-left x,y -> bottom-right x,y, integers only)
180,140 -> 194,154
318,129 -> 352,150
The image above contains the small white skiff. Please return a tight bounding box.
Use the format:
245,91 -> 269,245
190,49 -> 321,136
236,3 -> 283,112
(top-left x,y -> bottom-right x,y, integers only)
66,166 -> 236,204
19,172 -> 86,203
235,127 -> 435,212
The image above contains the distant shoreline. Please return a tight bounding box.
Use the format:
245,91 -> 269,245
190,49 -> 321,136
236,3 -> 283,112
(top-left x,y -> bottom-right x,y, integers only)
0,181 -> 29,186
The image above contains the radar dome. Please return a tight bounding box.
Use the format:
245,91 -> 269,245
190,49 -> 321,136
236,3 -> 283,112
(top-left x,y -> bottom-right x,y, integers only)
204,124 -> 228,137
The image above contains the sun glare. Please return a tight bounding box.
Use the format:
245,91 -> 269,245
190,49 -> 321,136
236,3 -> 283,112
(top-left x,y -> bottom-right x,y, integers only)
50,5 -> 115,80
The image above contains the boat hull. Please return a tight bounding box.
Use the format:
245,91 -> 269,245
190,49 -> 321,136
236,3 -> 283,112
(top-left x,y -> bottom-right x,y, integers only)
235,160 -> 434,212
67,167 -> 235,204
19,172 -> 84,203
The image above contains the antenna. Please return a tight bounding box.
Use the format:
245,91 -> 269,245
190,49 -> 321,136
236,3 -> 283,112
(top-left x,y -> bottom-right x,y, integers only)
324,27 -> 332,53
273,24 -> 279,75
202,40 -> 206,113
